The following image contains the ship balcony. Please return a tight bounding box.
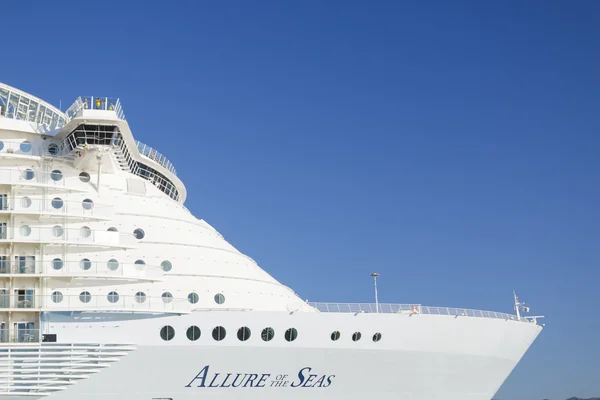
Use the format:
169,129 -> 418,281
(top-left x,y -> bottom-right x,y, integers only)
0,139 -> 62,158
0,260 -> 163,282
0,329 -> 40,343
0,197 -> 113,221
0,168 -> 86,192
0,294 -> 190,314
0,226 -> 137,249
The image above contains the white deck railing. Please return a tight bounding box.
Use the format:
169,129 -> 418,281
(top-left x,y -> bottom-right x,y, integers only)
308,302 -> 532,323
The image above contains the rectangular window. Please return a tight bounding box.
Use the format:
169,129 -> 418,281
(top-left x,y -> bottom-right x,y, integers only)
14,256 -> 35,274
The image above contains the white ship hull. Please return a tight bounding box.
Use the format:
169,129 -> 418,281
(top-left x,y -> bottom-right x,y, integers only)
27,311 -> 541,400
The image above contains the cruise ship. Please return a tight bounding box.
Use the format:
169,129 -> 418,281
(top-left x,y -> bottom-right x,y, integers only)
0,82 -> 542,400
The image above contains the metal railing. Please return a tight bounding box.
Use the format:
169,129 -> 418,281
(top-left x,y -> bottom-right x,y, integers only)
0,225 -> 137,248
0,260 -> 162,279
0,168 -> 67,189
0,139 -> 63,157
6,197 -> 113,219
308,302 -> 529,323
0,295 -> 190,313
0,329 -> 40,343
136,141 -> 177,175
65,96 -> 125,121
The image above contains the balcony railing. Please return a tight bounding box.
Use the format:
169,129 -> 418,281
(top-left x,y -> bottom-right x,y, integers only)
136,141 -> 177,176
65,96 -> 125,121
0,329 -> 40,343
0,139 -> 63,157
308,302 -> 529,323
2,197 -> 113,219
1,225 -> 137,248
0,260 -> 163,280
0,295 -> 190,313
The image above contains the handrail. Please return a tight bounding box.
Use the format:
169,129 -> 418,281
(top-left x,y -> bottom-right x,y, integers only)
64,96 -> 125,121
308,302 -> 534,323
135,140 -> 177,175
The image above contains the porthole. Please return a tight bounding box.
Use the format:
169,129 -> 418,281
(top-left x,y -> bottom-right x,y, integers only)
186,326 -> 201,341
285,328 -> 298,342
134,259 -> 146,271
51,291 -> 63,303
161,292 -> 173,303
79,172 -> 91,182
52,225 -> 64,237
373,332 -> 382,342
160,325 -> 175,341
80,258 -> 92,270
20,141 -> 32,153
237,327 -> 251,341
212,326 -> 226,341
51,197 -> 63,209
331,331 -> 341,341
214,293 -> 225,305
107,291 -> 119,303
133,228 -> 145,239
261,327 -> 275,342
352,332 -> 362,342
23,169 -> 35,180
21,197 -> 31,208
20,225 -> 31,236
107,259 -> 119,271
0,142 -> 3,151
188,292 -> 199,304
135,291 -> 146,303
47,143 -> 59,155
52,258 -> 63,270
79,291 -> 91,303
82,199 -> 94,210
80,226 -> 91,238
160,260 -> 172,272
107,227 -> 118,232
50,170 -> 62,181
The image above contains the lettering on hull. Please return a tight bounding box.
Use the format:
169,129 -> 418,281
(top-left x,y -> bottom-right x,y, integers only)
186,366 -> 335,389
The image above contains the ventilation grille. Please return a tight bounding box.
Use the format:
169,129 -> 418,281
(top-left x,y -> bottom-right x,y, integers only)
0,343 -> 135,396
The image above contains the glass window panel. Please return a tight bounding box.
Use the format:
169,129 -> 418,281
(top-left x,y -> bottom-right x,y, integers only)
28,100 -> 38,122
8,94 -> 19,118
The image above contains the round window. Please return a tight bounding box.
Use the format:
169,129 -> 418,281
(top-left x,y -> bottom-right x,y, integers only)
160,326 -> 175,341
135,291 -> 146,303
285,328 -> 298,342
134,259 -> 146,271
0,141 -> 4,151
107,291 -> 119,303
212,326 -> 226,341
107,259 -> 119,271
47,143 -> 59,155
79,172 -> 91,182
20,141 -> 32,153
237,327 -> 251,341
80,226 -> 91,238
214,293 -> 225,305
161,292 -> 173,304
80,258 -> 92,270
20,225 -> 31,236
82,199 -> 94,210
133,228 -> 145,239
261,327 -> 275,342
50,170 -> 62,181
188,292 -> 199,304
160,260 -> 172,272
331,331 -> 341,341
21,197 -> 32,208
51,197 -> 63,209
51,291 -> 63,303
373,332 -> 382,342
187,326 -> 201,341
79,291 -> 91,303
107,227 -> 118,232
52,258 -> 63,270
52,225 -> 64,237
352,332 -> 362,342
23,169 -> 35,180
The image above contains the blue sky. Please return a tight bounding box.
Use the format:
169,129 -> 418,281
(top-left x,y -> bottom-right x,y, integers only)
2,1 -> 599,398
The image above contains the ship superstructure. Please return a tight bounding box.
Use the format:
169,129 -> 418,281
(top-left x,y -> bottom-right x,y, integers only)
0,82 -> 542,400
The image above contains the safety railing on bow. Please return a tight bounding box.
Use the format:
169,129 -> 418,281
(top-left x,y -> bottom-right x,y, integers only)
308,302 -> 530,323
135,141 -> 177,175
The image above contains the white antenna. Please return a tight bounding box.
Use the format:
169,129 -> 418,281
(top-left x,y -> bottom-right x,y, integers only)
371,273 -> 380,313
513,290 -> 521,321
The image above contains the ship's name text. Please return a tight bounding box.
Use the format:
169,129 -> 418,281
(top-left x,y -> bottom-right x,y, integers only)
185,366 -> 335,388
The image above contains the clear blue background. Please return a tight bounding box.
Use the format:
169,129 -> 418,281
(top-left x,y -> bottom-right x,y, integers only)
2,1 -> 599,398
